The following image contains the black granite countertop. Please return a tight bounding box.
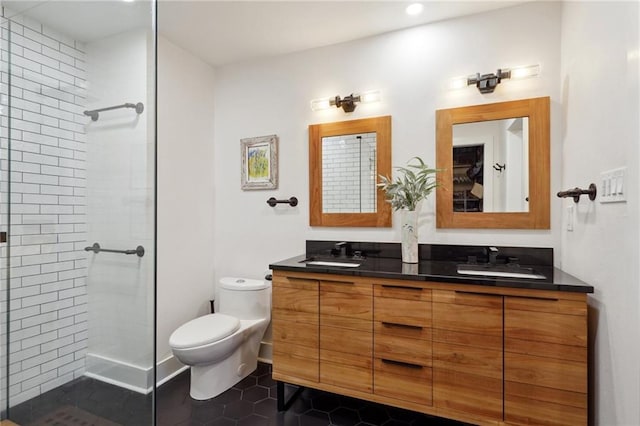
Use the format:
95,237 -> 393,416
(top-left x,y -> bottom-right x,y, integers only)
268,242 -> 594,293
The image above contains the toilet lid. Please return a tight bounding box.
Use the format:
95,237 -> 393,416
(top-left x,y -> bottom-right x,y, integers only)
169,313 -> 240,349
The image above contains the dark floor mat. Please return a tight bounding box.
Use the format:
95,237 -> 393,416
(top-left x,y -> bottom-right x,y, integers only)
26,405 -> 121,426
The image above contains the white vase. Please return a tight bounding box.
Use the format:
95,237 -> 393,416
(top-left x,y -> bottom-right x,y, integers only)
400,208 -> 419,263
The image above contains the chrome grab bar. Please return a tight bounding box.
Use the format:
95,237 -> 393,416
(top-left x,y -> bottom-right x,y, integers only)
84,242 -> 145,257
83,102 -> 144,121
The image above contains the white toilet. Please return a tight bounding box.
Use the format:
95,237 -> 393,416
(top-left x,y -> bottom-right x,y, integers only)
169,277 -> 271,400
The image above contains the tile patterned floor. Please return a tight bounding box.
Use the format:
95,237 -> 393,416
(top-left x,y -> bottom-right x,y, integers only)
9,363 -> 467,426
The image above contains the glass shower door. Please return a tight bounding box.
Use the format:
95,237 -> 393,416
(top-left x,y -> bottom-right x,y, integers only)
0,2 -> 156,424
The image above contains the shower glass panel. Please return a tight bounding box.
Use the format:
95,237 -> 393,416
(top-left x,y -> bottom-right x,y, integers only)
0,1 -> 156,424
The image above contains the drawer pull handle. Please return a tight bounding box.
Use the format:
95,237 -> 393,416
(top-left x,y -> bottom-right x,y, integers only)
322,280 -> 355,285
381,359 -> 423,369
381,285 -> 422,291
454,290 -> 498,297
507,294 -> 559,302
381,322 -> 423,330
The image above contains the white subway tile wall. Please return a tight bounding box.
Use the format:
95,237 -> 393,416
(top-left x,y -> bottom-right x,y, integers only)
1,14 -> 88,407
322,133 -> 377,213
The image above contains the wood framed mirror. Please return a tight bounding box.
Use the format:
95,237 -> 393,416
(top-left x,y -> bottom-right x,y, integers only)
436,97 -> 550,229
309,116 -> 392,227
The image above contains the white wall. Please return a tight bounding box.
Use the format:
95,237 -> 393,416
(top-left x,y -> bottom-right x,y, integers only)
212,1 -> 562,286
156,36 -> 216,376
559,2 -> 639,424
85,29 -> 155,392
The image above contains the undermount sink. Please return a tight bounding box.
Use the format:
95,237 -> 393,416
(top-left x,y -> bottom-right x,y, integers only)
300,257 -> 361,268
457,263 -> 546,280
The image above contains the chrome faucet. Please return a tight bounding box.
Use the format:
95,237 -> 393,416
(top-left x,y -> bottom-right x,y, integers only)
488,246 -> 499,265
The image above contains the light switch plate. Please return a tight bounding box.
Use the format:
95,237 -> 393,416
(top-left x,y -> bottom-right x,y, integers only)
566,205 -> 574,231
600,167 -> 627,203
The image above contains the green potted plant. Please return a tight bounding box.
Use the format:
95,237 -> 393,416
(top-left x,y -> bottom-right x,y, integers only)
378,157 -> 440,263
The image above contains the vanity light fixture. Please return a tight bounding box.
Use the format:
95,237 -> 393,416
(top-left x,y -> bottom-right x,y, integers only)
310,90 -> 381,113
450,64 -> 540,94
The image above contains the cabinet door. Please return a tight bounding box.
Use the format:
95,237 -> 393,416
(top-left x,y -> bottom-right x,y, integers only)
272,274 -> 319,383
319,279 -> 373,393
433,290 -> 503,423
504,296 -> 587,426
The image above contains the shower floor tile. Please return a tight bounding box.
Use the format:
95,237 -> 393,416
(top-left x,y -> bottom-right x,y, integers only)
9,363 -> 467,426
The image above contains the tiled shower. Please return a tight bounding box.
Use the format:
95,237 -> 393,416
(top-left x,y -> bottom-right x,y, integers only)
0,2 -> 156,422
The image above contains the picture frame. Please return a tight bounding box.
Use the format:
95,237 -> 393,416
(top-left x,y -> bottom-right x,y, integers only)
240,134 -> 278,190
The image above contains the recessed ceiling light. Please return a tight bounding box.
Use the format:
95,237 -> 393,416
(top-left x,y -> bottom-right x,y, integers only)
123,0 -> 135,3
406,3 -> 424,16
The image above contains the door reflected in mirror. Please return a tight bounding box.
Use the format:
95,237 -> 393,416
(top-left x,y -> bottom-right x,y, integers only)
452,117 -> 529,213
322,132 -> 377,213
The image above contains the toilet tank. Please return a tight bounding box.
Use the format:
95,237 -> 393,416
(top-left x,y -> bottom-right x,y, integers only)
218,277 -> 271,320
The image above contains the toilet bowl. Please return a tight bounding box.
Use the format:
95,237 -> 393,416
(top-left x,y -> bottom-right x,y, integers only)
169,277 -> 271,400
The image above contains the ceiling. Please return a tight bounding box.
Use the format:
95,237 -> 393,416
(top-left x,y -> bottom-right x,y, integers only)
3,1 -> 527,67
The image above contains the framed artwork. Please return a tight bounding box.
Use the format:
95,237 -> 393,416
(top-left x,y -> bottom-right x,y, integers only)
241,134 -> 278,190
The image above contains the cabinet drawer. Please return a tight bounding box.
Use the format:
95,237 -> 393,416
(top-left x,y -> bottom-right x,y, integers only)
374,284 -> 431,301
374,358 -> 432,406
321,360 -> 372,393
273,349 -> 318,383
505,309 -> 586,347
433,341 -> 502,379
505,352 -> 587,394
374,333 -> 431,367
272,318 -> 318,350
374,298 -> 430,327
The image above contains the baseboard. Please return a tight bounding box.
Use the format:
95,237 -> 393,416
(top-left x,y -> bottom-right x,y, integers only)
156,355 -> 188,387
258,341 -> 272,364
85,353 -> 152,394
85,343 -> 271,394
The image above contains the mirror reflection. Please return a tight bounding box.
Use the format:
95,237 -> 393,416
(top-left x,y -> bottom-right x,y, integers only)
452,118 -> 529,213
309,115 -> 391,227
435,97 -> 550,229
322,132 -> 377,213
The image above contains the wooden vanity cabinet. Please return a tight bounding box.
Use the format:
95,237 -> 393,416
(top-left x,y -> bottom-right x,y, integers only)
271,270 -> 589,426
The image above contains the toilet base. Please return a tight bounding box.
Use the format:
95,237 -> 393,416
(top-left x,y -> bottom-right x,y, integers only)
188,336 -> 259,400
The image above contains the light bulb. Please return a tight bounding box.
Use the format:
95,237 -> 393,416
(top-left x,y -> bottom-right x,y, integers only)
406,3 -> 424,16
509,64 -> 540,80
310,98 -> 332,111
359,90 -> 381,104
